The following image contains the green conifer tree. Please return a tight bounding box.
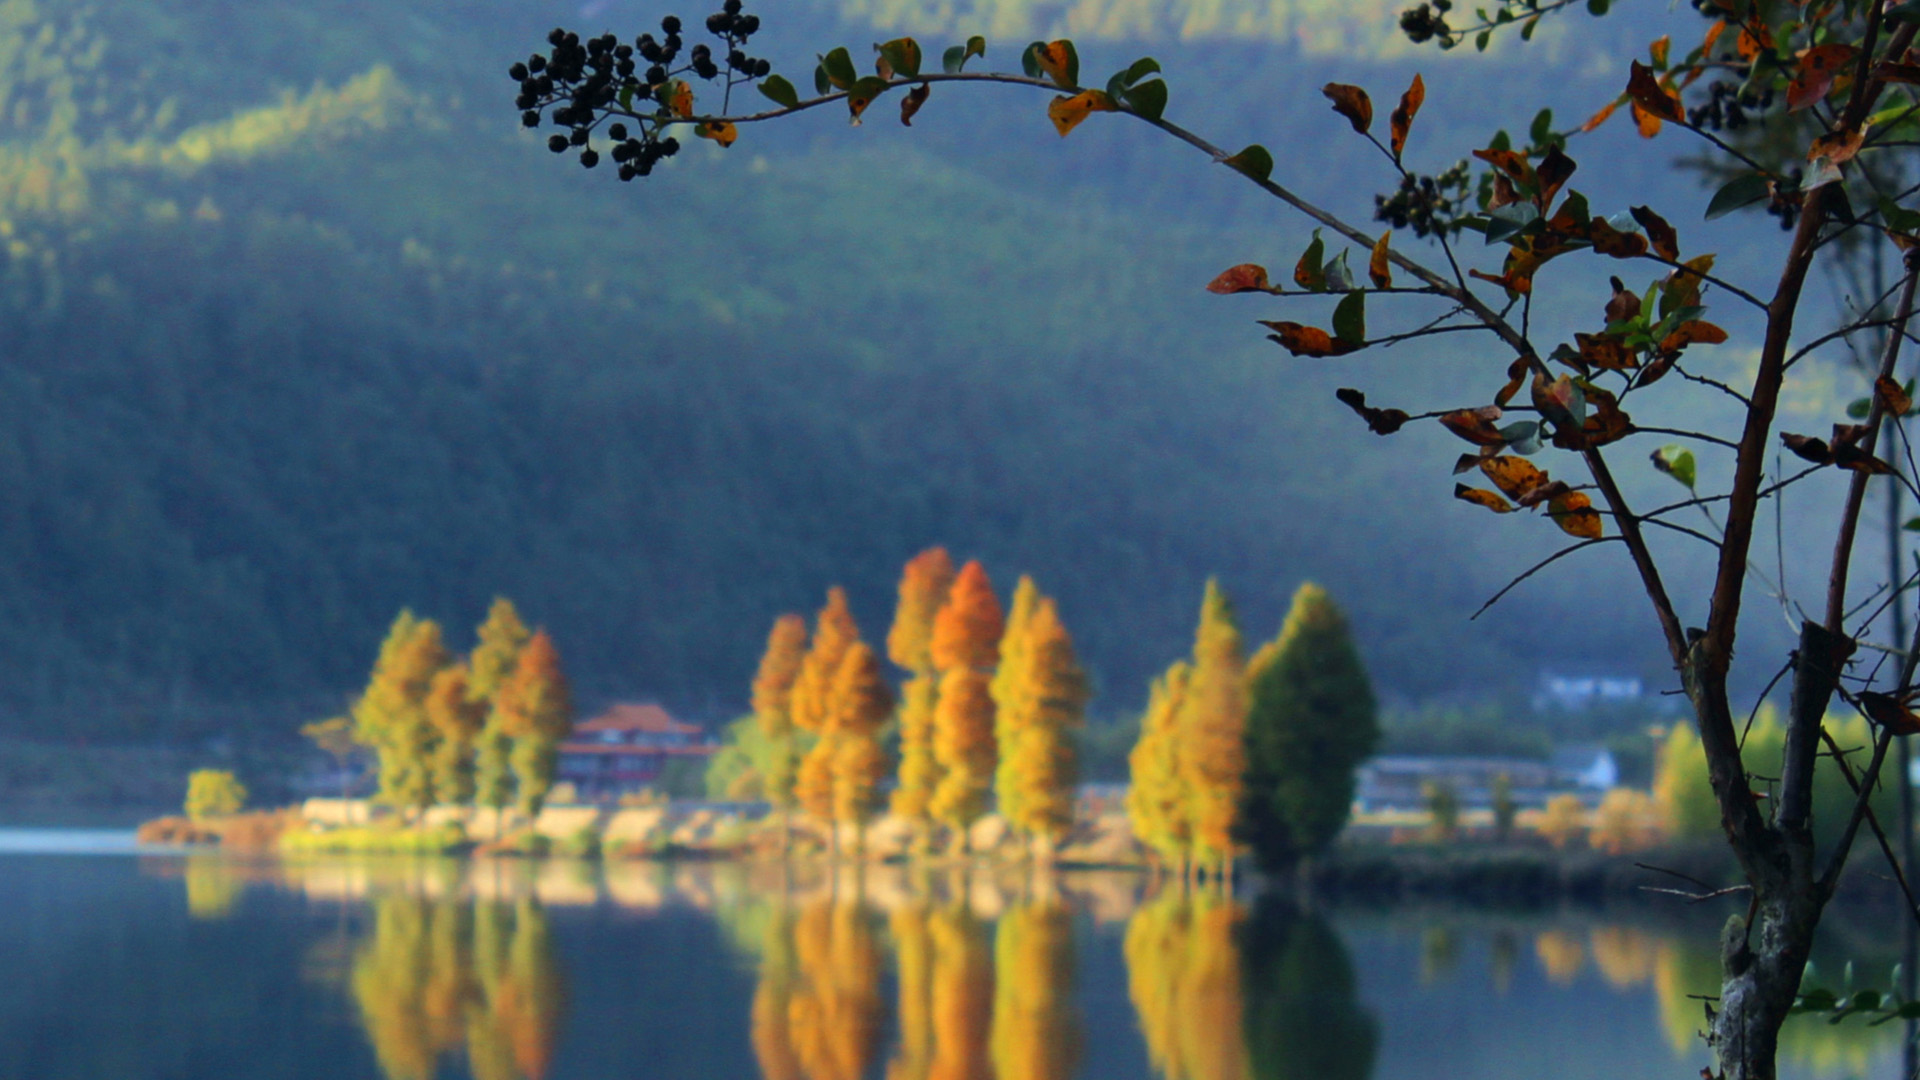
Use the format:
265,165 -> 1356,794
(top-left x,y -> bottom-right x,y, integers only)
1239,583 -> 1379,872
353,612 -> 450,819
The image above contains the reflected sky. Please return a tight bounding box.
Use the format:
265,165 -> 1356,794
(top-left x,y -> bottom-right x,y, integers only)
0,851 -> 1906,1079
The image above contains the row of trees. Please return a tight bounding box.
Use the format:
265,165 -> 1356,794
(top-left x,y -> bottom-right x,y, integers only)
740,548 -> 1088,856
336,598 -> 576,820
1129,580 -> 1378,880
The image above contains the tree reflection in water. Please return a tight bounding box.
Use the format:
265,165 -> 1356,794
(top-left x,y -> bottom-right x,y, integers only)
348,893 -> 564,1080
1238,895 -> 1378,1080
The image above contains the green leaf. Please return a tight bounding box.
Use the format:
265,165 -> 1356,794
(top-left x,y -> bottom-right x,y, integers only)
1881,197 -> 1920,234
1529,108 -> 1554,146
1905,517 -> 1920,532
1707,173 -> 1771,219
1486,202 -> 1541,244
1558,190 -> 1592,229
966,36 -> 987,61
878,37 -> 922,79
1121,79 -> 1168,120
1324,249 -> 1355,292
1021,41 -> 1045,79
1799,988 -> 1839,1011
1475,29 -> 1492,51
1847,396 -> 1872,420
1853,990 -> 1884,1011
1652,444 -> 1697,489
1899,1000 -> 1920,1018
815,64 -> 831,95
1489,129 -> 1513,152
1587,0 -> 1611,13
758,75 -> 801,109
619,83 -> 636,110
822,46 -> 857,90
1297,229 -> 1327,291
943,45 -> 966,73
1224,144 -> 1273,182
1332,290 -> 1367,345
1500,420 -> 1544,455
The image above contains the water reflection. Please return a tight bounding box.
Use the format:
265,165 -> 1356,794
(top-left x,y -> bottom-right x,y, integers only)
141,857 -> 1908,1080
346,894 -> 563,1080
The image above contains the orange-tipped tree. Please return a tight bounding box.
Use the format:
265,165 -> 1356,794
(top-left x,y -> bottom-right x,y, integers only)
997,597 -> 1088,860
495,629 -> 574,817
425,663 -> 486,807
354,612 -> 451,820
889,547 -> 957,838
793,587 -> 861,832
830,641 -> 896,854
468,598 -> 532,823
753,612 -> 811,832
1176,580 -> 1246,881
929,561 -> 1003,851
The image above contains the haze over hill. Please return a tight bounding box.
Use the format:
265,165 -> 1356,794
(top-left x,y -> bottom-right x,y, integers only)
0,0 -> 1851,740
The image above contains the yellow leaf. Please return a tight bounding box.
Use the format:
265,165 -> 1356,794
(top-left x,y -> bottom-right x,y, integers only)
1548,490 -> 1604,539
1046,90 -> 1116,137
669,80 -> 694,119
695,120 -> 738,147
1369,231 -> 1393,288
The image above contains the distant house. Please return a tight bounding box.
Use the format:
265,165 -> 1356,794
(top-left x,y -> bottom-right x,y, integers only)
1534,671 -> 1644,710
1354,756 -> 1558,813
557,703 -> 717,799
1549,745 -> 1620,790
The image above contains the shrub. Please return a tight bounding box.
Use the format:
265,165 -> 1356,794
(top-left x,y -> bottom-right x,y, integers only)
185,769 -> 247,821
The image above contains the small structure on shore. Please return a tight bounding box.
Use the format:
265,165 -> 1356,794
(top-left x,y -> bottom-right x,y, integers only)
557,703 -> 716,799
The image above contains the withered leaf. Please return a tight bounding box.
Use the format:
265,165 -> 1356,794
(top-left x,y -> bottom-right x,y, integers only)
1629,205 -> 1679,260
1439,405 -> 1508,446
1519,479 -> 1572,510
1626,61 -> 1685,123
1578,332 -> 1639,371
1536,147 -> 1577,208
669,80 -> 696,118
1474,147 -> 1534,188
1877,374 -> 1913,416
900,83 -> 931,125
1455,484 -> 1515,514
1369,231 -> 1393,289
1479,455 -> 1551,503
1589,217 -> 1650,258
1548,490 -> 1605,538
1032,40 -> 1078,88
695,120 -> 738,146
1261,321 -> 1360,357
1874,61 -> 1920,85
1469,268 -> 1533,295
1781,432 -> 1834,465
1809,127 -> 1867,165
1788,43 -> 1858,113
1322,83 -> 1373,134
1860,691 -> 1920,736
1389,73 -> 1425,159
1335,387 -> 1409,435
1495,356 -> 1529,407
1664,253 -> 1715,309
1047,89 -> 1116,136
1206,264 -> 1275,295
1659,320 -> 1729,353
1638,349 -> 1679,388
1604,275 -> 1642,323
1580,98 -> 1621,133
1532,373 -> 1583,432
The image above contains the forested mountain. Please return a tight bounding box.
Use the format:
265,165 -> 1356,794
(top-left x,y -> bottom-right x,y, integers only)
0,0 -> 1837,739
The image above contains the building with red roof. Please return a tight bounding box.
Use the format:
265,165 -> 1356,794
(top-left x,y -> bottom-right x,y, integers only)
557,702 -> 717,798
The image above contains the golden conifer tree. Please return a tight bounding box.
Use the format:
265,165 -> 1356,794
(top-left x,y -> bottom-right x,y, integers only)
929,562 -> 1004,849
889,548 -> 957,831
794,588 -> 862,834
1127,662 -> 1193,873
990,895 -> 1080,1080
753,613 -> 810,823
927,903 -> 994,1080
998,598 -> 1087,859
354,613 -> 451,819
989,576 -> 1039,826
469,599 -> 533,822
829,641 -> 895,852
790,898 -> 883,1080
1124,890 -> 1189,1080
1176,579 -> 1247,879
425,664 -> 486,807
495,630 -> 574,817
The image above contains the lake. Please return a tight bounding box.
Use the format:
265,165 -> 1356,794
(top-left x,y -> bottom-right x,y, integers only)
0,834 -> 1906,1080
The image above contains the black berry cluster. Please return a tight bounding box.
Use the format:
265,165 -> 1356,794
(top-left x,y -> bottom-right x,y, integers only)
1687,80 -> 1774,132
1375,160 -> 1473,239
509,3 -> 770,180
1399,0 -> 1456,46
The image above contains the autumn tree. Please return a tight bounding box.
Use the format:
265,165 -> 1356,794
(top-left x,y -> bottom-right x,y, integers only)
794,587 -> 861,830
425,664 -> 487,807
1126,661 -> 1192,875
988,576 -> 1039,825
506,4 -> 1920,1071
752,612 -> 810,831
1239,582 -> 1380,873
927,901 -> 994,1080
989,894 -> 1080,1080
996,597 -> 1087,859
495,630 -> 574,817
469,598 -> 533,823
354,612 -> 451,819
889,548 -> 958,842
929,561 -> 1004,850
185,768 -> 247,821
1175,580 -> 1246,880
829,641 -> 896,853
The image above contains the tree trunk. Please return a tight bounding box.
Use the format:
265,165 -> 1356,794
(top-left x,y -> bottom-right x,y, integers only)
1713,882 -> 1822,1080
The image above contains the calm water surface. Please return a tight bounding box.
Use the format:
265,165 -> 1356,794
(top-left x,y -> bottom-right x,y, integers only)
0,838 -> 1904,1080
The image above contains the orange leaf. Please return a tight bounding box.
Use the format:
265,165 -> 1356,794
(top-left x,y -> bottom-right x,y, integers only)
1259,321 -> 1359,357
1736,27 -> 1764,62
1649,35 -> 1672,69
1469,268 -> 1533,295
1627,61 -> 1684,123
1630,100 -> 1665,138
1207,264 -> 1274,294
1577,332 -> 1639,371
900,83 -> 931,126
1389,73 -> 1425,159
1809,126 -> 1866,164
1702,19 -> 1728,57
1789,43 -> 1857,112
1455,484 -> 1515,514
1548,490 -> 1604,538
1369,231 -> 1393,288
1581,98 -> 1621,133
1665,253 -> 1715,309
1479,455 -> 1551,503
1495,356 -> 1529,407
1873,60 -> 1920,85
1878,374 -> 1913,415
669,80 -> 695,118
1047,90 -> 1116,136
1439,406 -> 1507,446
1473,147 -> 1534,188
1536,148 -> 1577,209
1660,320 -> 1729,352
1033,41 -> 1077,88
1322,82 -> 1373,134
695,120 -> 738,147
1860,691 -> 1920,736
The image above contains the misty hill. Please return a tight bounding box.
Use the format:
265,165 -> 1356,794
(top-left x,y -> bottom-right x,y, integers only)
0,0 -> 1823,740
